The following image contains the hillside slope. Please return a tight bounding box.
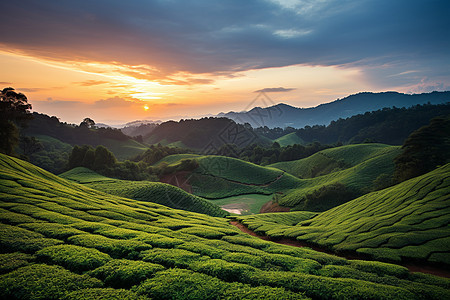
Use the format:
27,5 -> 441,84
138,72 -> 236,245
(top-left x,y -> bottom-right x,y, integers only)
0,153 -> 449,299
234,164 -> 450,266
155,155 -> 301,199
154,147 -> 400,212
60,167 -> 228,218
269,144 -> 398,179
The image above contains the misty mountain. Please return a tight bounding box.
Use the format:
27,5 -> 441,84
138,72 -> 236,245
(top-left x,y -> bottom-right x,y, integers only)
219,91 -> 450,128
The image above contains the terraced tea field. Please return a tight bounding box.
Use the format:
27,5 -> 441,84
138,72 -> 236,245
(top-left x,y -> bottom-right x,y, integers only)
158,144 -> 401,212
269,144 -> 399,179
234,164 -> 450,266
1,153 -> 449,299
60,167 -> 227,217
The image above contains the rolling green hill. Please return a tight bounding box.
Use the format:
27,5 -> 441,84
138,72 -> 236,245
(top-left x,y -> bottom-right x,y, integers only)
270,144 -> 401,211
234,163 -> 450,266
169,155 -> 302,199
275,132 -> 305,147
60,167 -> 228,218
157,145 -> 401,212
0,153 -> 449,299
269,144 -> 399,179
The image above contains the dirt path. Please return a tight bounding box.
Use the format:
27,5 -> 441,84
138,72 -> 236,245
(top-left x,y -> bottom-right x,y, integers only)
230,221 -> 450,278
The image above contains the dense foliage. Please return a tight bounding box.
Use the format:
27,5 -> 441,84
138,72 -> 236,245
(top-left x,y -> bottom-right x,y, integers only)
144,117 -> 269,150
0,153 -> 449,300
23,113 -> 148,161
394,116 -> 450,182
0,87 -> 33,155
294,103 -> 450,145
216,141 -> 334,165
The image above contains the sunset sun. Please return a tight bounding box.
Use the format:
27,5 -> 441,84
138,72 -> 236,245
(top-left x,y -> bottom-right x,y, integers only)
144,105 -> 149,111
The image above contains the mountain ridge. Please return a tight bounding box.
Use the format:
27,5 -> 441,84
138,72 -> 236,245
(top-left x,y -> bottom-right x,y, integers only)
219,91 -> 450,128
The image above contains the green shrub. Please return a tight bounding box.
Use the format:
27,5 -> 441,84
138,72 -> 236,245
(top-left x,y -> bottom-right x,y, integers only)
19,222 -> 85,240
349,260 -> 409,278
0,223 -> 63,253
63,288 -> 149,300
0,252 -> 34,274
222,235 -> 272,249
223,283 -> 308,300
317,265 -> 399,286
248,270 -> 415,300
133,268 -> 228,300
0,210 -> 39,224
68,234 -> 151,258
0,264 -> 102,300
189,259 -> 257,282
140,248 -> 204,268
176,242 -> 227,259
221,252 -> 265,268
88,259 -> 165,288
134,233 -> 184,248
36,244 -> 111,272
261,253 -> 321,273
177,226 -> 226,239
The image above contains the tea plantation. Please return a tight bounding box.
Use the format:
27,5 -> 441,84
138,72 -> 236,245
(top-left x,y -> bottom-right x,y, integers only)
60,167 -> 228,218
234,163 -> 450,266
0,153 -> 449,299
157,145 -> 400,212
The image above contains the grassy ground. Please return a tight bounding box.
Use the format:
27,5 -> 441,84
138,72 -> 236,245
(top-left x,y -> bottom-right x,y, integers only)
1,153 -> 449,299
60,167 -> 227,218
274,132 -> 305,146
234,163 -> 450,266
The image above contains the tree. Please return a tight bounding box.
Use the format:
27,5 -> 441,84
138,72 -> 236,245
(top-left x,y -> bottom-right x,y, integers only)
93,145 -> 117,170
0,87 -> 33,155
19,136 -> 43,158
80,117 -> 95,129
394,116 -> 450,182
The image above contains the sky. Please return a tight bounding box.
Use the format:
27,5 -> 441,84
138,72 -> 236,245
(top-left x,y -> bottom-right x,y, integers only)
0,0 -> 449,125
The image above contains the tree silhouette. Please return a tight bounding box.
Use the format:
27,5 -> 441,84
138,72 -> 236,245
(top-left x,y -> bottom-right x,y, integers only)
0,87 -> 32,155
80,117 -> 95,129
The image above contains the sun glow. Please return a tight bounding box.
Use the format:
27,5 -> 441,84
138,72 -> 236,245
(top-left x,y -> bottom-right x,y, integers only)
144,105 -> 149,111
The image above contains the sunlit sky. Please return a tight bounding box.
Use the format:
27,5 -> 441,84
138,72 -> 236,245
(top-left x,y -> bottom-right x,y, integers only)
0,0 -> 449,125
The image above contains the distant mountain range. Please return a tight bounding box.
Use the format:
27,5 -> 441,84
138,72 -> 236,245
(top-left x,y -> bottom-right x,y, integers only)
218,91 -> 450,128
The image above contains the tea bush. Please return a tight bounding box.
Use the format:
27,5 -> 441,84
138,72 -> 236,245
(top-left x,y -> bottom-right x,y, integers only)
88,259 -> 164,288
36,244 -> 111,272
0,264 -> 102,300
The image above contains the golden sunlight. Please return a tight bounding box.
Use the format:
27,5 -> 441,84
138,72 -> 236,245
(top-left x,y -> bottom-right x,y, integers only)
144,105 -> 149,111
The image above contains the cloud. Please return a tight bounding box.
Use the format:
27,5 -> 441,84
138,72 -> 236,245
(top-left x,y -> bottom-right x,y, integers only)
0,82 -> 12,85
93,96 -> 142,108
0,0 -> 448,88
17,87 -> 48,93
254,87 -> 296,93
75,80 -> 109,86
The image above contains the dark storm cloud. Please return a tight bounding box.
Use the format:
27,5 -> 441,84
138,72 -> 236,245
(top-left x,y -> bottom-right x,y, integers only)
0,0 -> 448,86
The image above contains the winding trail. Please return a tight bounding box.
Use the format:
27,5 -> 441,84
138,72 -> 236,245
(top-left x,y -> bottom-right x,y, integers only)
230,221 -> 450,278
